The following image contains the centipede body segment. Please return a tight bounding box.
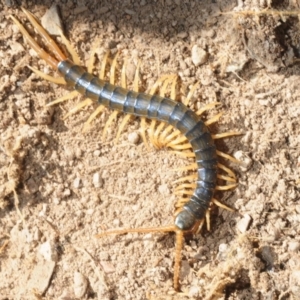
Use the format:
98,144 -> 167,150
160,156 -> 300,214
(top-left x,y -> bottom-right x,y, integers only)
10,8 -> 239,291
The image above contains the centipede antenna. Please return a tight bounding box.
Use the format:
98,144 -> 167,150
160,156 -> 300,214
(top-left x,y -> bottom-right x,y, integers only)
21,8 -> 67,62
10,15 -> 59,70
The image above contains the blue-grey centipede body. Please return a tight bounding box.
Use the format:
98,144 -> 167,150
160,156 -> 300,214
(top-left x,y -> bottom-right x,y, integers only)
58,59 -> 218,231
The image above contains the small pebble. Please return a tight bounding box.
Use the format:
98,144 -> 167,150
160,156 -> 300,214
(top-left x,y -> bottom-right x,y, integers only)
218,243 -> 228,253
93,173 -> 103,188
217,243 -> 228,260
74,178 -> 81,189
93,150 -> 101,157
9,41 -> 24,56
236,214 -> 252,233
100,261 -> 116,274
191,45 -> 208,66
41,4 -> 63,35
39,241 -> 58,262
73,272 -> 88,298
288,241 -> 300,252
112,219 -> 120,226
234,150 -> 252,172
128,132 -> 140,144
158,184 -> 170,195
189,286 -> 200,297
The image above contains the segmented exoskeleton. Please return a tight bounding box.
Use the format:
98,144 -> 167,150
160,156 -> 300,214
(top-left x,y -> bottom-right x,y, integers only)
11,8 -> 239,291
59,59 -> 217,231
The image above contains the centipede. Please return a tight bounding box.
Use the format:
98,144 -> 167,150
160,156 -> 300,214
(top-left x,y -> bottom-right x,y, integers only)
10,8 -> 239,292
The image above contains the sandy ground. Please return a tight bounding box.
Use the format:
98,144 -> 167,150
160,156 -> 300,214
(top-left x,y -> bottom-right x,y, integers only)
1,0 -> 300,299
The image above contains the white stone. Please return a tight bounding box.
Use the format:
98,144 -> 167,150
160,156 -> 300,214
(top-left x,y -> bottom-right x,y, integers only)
234,150 -> 252,172
93,173 -> 103,188
73,177 -> 81,188
73,272 -> 88,298
39,241 -> 58,262
41,4 -> 63,35
191,45 -> 208,66
236,214 -> 252,233
128,132 -> 140,144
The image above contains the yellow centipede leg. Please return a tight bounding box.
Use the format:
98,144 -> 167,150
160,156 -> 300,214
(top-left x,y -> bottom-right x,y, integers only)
57,28 -> 81,65
204,112 -> 223,125
212,198 -> 235,212
27,66 -> 66,85
102,53 -> 120,140
174,230 -> 183,291
196,102 -> 221,116
63,98 -> 93,120
217,150 -> 241,164
83,105 -> 106,132
212,131 -> 241,139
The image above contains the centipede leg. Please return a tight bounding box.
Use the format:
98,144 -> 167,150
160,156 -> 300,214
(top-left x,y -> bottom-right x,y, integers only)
174,230 -> 183,291
115,61 -> 142,143
154,75 -> 178,148
27,66 -> 66,85
102,54 -> 120,140
148,75 -> 175,148
57,28 -> 81,65
212,198 -> 235,212
96,225 -> 189,292
212,131 -> 241,139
